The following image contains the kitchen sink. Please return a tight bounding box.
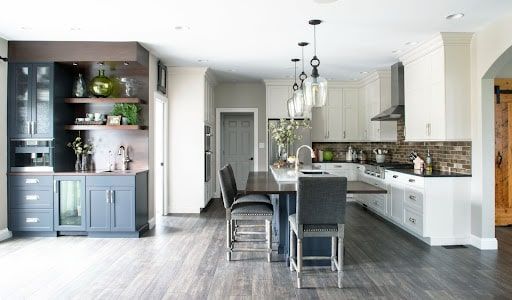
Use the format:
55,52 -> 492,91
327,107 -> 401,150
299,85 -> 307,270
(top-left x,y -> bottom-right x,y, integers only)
300,171 -> 330,175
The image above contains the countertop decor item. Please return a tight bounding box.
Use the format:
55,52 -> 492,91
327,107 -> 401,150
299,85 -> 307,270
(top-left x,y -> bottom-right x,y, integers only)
323,150 -> 334,161
67,136 -> 93,171
111,103 -> 141,125
268,118 -> 311,161
89,69 -> 113,98
107,115 -> 122,126
72,73 -> 87,97
303,19 -> 327,108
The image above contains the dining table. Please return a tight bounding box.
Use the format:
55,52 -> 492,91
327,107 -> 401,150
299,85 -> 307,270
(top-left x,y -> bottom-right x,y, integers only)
245,171 -> 388,264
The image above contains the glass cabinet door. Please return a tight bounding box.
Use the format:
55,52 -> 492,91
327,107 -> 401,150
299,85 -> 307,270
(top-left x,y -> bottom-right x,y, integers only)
33,64 -> 52,137
54,176 -> 86,230
12,64 -> 32,137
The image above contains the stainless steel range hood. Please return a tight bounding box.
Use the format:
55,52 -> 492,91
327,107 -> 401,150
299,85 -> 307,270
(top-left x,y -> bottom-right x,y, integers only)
371,62 -> 404,121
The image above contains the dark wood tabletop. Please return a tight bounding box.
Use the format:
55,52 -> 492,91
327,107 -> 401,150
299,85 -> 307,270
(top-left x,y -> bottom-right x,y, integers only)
245,171 -> 387,195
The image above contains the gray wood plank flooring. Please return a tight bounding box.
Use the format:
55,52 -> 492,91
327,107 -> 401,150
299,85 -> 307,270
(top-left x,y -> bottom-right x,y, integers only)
1,200 -> 511,299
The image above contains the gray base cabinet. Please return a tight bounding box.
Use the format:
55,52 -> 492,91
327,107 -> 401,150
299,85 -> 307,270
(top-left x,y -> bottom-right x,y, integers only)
8,172 -> 148,237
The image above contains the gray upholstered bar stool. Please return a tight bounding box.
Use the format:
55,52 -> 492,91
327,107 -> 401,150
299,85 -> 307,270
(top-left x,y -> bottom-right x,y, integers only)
289,176 -> 347,289
219,165 -> 273,262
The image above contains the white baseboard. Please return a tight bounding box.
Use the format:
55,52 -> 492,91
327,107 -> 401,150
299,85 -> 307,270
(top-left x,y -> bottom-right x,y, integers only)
428,236 -> 470,246
470,235 -> 498,250
0,229 -> 12,242
148,217 -> 156,229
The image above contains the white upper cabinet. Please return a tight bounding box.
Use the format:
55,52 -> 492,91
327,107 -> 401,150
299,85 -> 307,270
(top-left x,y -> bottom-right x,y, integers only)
359,71 -> 397,142
264,81 -> 293,119
342,88 -> 360,140
400,33 -> 472,141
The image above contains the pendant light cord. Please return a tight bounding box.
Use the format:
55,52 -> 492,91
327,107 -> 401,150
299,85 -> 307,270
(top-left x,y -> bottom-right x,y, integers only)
301,47 -> 305,73
313,25 -> 317,56
294,61 -> 297,85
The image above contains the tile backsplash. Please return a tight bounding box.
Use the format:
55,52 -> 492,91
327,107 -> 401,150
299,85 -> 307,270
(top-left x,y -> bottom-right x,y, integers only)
312,119 -> 471,174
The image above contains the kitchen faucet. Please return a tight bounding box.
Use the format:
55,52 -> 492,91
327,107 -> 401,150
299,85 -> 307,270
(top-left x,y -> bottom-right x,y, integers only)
118,146 -> 132,171
295,145 -> 316,172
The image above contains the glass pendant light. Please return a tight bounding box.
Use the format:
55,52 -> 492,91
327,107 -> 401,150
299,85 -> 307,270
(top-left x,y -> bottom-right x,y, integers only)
290,58 -> 304,117
293,42 -> 309,115
303,19 -> 328,108
287,59 -> 299,118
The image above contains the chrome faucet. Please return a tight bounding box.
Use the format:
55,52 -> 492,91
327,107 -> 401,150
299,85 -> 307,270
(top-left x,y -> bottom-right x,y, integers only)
118,146 -> 131,171
295,145 -> 316,171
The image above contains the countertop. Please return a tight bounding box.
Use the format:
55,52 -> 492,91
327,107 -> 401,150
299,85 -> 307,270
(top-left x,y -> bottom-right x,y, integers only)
313,160 -> 366,164
8,169 -> 149,176
386,168 -> 471,177
246,171 -> 387,195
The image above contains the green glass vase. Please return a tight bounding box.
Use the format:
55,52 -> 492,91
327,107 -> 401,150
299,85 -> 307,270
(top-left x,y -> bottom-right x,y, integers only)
89,70 -> 113,98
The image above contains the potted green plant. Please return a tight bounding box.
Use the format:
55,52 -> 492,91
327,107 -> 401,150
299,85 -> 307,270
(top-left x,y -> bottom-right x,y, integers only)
111,103 -> 141,125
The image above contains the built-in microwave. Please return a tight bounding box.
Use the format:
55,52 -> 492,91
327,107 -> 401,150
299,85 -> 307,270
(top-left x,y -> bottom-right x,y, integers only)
10,139 -> 54,172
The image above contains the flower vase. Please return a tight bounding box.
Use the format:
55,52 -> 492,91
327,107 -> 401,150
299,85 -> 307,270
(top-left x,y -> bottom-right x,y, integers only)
81,154 -> 88,171
278,144 -> 288,161
75,155 -> 81,171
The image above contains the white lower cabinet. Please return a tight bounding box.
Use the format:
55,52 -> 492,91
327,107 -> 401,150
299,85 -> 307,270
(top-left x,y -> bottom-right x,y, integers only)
389,182 -> 404,223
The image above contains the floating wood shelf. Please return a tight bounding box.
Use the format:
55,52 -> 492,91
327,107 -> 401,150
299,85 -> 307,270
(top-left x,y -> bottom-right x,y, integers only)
64,98 -> 146,104
65,125 -> 147,131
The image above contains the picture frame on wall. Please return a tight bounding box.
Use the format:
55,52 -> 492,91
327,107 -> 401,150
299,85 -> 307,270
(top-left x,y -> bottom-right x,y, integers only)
157,61 -> 167,94
107,115 -> 122,126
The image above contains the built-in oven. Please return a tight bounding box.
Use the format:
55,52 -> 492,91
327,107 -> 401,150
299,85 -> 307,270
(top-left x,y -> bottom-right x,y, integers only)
10,139 -> 55,172
204,125 -> 212,182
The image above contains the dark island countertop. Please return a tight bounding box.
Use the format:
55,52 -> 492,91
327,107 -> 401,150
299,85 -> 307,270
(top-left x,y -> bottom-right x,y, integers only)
8,169 -> 149,176
386,168 -> 471,177
246,171 -> 387,195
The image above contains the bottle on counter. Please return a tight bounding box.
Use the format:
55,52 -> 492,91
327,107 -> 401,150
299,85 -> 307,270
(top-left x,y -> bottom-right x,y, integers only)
425,149 -> 433,172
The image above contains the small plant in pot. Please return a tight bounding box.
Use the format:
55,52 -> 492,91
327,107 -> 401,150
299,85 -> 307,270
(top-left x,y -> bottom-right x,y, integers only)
111,103 -> 141,125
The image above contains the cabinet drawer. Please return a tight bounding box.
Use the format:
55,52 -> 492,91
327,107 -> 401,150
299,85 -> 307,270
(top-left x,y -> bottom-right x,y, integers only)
400,175 -> 424,188
10,209 -> 53,231
404,187 -> 424,211
9,189 -> 53,209
10,175 -> 53,188
86,176 -> 135,187
403,207 -> 423,236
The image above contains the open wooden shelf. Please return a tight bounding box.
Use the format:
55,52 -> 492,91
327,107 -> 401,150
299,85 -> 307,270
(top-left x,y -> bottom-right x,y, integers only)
64,125 -> 147,131
64,97 -> 146,104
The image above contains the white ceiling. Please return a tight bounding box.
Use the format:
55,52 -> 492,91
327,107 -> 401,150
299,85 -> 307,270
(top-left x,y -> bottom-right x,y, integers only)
1,0 -> 511,82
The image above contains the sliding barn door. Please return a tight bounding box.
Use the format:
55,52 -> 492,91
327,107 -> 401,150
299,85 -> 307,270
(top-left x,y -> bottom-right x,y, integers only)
495,79 -> 512,226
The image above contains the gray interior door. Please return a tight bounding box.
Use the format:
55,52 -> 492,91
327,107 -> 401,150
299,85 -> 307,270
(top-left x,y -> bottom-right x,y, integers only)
222,114 -> 254,190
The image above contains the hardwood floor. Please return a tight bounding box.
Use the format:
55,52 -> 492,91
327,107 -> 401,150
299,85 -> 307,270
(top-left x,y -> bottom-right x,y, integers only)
1,200 -> 512,299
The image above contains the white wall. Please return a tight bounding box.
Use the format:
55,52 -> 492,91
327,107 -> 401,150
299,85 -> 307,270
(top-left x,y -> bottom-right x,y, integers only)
168,67 -> 206,213
147,54 -> 157,225
0,37 -> 8,239
215,82 -> 267,170
470,13 -> 512,249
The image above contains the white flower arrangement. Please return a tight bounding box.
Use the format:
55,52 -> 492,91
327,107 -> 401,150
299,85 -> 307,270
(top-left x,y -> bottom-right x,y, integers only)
268,118 -> 311,149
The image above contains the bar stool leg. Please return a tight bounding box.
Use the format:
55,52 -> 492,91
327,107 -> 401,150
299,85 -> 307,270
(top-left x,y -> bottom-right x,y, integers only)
226,219 -> 232,261
331,236 -> 337,272
289,227 -> 296,272
266,219 -> 272,262
337,235 -> 344,288
297,238 -> 303,289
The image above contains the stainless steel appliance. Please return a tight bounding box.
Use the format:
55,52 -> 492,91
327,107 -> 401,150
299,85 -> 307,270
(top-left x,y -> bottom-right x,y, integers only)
371,62 -> 404,121
204,125 -> 212,182
268,119 -> 312,166
363,162 -> 412,179
10,139 -> 54,172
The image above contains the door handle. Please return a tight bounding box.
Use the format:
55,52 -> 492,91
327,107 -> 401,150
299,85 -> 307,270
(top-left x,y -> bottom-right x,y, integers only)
497,152 -> 503,167
110,190 -> 114,204
249,157 -> 254,161
105,190 -> 110,203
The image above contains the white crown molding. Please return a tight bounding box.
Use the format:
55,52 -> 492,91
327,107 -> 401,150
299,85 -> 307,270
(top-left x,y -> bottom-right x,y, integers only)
0,229 -> 12,242
168,67 -> 209,76
357,69 -> 391,87
263,79 -> 364,89
400,32 -> 474,65
205,69 -> 218,86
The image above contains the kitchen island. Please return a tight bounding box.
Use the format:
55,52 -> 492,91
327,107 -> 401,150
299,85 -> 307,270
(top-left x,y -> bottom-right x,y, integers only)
245,170 -> 386,264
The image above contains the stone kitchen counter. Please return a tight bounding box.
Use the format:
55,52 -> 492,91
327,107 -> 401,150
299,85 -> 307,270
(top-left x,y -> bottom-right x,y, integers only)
387,168 -> 471,177
8,169 -> 149,176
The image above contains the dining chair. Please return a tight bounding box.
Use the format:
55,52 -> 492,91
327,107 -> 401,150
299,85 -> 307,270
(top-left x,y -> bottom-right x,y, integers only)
289,176 -> 347,289
219,165 -> 273,262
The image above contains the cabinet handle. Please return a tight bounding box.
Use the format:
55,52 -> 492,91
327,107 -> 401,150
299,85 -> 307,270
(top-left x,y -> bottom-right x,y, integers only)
26,194 -> 40,201
110,190 -> 115,204
105,190 -> 110,203
25,178 -> 39,184
32,122 -> 36,134
343,131 -> 346,139
54,180 -> 58,193
393,175 -> 398,178
27,121 -> 31,134
408,179 -> 415,183
409,195 -> 416,201
426,123 -> 429,136
26,217 -> 40,223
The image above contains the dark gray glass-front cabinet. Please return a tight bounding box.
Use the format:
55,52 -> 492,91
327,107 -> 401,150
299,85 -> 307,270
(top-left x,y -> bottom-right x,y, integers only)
8,63 -> 54,138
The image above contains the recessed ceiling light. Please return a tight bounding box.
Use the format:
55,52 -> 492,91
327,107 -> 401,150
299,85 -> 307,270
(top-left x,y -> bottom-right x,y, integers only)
360,71 -> 368,75
392,49 -> 403,54
352,78 -> 358,81
70,27 -> 81,31
229,69 -> 236,72
446,13 -> 464,20
20,26 -> 31,30
174,25 -> 190,31
405,41 -> 418,46
197,59 -> 208,63
314,0 -> 339,3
